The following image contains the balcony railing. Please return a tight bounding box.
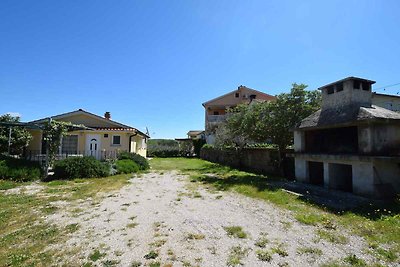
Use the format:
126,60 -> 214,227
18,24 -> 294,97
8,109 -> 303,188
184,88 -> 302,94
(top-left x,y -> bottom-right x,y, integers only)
206,114 -> 227,123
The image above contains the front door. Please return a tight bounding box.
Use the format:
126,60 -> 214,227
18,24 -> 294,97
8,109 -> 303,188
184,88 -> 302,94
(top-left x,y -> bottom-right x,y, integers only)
86,134 -> 101,159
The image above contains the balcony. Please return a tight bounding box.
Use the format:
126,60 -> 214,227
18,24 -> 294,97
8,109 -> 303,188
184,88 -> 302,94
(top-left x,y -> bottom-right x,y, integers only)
206,114 -> 227,123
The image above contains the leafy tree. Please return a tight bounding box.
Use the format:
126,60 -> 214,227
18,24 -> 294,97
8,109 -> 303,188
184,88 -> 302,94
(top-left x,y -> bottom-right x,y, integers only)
221,83 -> 321,172
0,114 -> 32,155
215,105 -> 249,149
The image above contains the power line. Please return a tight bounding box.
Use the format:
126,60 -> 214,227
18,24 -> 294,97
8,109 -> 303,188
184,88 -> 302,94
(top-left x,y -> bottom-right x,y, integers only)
375,82 -> 400,90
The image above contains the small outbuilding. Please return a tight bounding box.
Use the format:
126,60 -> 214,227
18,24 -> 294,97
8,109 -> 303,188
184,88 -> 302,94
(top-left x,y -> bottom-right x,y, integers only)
292,77 -> 400,198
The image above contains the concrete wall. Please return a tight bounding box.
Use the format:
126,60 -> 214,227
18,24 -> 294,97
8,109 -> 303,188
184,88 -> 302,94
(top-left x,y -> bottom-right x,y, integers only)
322,80 -> 372,110
372,94 -> 400,112
201,147 -> 294,177
293,154 -> 400,198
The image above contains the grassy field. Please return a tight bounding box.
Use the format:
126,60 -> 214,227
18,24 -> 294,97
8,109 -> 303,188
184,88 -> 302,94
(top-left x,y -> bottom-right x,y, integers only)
151,157 -> 400,265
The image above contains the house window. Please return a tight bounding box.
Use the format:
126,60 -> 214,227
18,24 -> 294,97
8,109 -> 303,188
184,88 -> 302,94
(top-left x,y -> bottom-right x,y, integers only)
112,135 -> 121,145
213,111 -> 219,115
62,135 -> 78,154
104,134 -> 108,138
353,80 -> 360,89
327,86 -> 334,94
336,82 -> 343,92
235,93 -> 239,98
362,82 -> 371,91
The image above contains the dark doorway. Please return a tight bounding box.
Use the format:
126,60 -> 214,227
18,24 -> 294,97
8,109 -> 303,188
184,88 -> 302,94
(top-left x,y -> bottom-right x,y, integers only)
308,161 -> 324,185
329,163 -> 353,192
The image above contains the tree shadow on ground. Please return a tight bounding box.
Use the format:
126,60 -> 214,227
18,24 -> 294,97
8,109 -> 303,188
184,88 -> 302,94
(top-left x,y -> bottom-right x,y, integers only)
191,169 -> 400,221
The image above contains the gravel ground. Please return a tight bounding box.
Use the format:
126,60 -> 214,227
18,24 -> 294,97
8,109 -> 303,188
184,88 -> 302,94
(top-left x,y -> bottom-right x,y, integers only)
46,171 -> 378,266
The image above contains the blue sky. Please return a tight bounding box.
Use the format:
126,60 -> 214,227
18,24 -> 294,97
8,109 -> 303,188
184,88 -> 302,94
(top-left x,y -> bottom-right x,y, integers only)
1,0 -> 399,138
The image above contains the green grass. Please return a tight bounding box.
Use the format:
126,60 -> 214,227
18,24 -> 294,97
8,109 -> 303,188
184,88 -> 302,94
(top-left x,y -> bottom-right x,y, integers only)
0,180 -> 22,190
256,249 -> 272,262
224,226 -> 247,239
88,249 -> 106,262
316,229 -> 348,244
149,158 -> 400,262
227,246 -> 249,266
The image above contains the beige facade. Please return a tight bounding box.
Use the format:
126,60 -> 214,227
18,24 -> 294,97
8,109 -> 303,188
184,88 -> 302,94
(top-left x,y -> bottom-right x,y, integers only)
26,109 -> 148,158
372,93 -> 400,112
202,85 -> 276,144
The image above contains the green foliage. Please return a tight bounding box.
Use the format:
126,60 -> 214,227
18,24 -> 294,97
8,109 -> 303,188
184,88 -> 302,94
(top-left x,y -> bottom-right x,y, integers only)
143,250 -> 158,259
343,254 -> 366,266
256,249 -> 272,262
115,159 -> 140,174
192,139 -> 206,156
0,155 -> 42,182
117,152 -> 149,170
219,84 -> 320,152
42,120 -> 72,167
147,139 -> 197,157
147,139 -> 181,157
224,226 -> 247,238
88,249 -> 106,262
53,156 -> 110,179
0,114 -> 32,155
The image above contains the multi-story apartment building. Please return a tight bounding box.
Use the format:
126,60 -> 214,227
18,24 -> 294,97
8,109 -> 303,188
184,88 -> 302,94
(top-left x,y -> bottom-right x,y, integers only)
202,85 -> 276,144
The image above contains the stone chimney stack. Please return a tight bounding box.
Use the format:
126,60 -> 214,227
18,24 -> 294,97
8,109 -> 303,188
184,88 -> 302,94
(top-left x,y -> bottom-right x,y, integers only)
104,111 -> 111,120
319,77 -> 376,110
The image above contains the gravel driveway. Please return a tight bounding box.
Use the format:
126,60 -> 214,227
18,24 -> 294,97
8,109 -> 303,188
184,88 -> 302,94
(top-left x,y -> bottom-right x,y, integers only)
47,171 -> 376,266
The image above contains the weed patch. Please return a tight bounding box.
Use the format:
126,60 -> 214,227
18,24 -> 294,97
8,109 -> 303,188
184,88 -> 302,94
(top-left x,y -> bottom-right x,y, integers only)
224,226 -> 247,239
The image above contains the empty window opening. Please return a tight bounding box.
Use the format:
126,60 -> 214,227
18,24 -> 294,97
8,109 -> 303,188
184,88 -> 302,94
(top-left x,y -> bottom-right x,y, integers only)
362,82 -> 371,91
235,93 -> 239,98
327,86 -> 334,94
353,80 -> 360,89
305,126 -> 359,154
336,82 -> 343,92
249,94 -> 257,100
328,163 -> 353,192
308,161 -> 324,185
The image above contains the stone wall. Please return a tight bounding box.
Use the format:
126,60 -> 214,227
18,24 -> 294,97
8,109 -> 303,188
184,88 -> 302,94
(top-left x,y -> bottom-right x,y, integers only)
200,147 -> 295,178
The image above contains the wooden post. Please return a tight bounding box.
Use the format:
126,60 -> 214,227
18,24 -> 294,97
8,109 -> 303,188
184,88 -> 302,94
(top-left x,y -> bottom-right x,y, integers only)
44,118 -> 51,179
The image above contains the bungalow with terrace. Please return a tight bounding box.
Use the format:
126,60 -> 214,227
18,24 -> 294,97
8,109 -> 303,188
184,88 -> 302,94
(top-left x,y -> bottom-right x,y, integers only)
26,109 -> 149,160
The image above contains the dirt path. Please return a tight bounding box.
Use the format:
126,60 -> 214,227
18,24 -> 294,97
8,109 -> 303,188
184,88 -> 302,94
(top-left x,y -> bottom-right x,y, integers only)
47,172 -> 376,266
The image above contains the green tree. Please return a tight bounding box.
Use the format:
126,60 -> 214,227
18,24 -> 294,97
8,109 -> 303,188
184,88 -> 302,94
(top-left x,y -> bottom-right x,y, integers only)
0,114 -> 32,155
248,84 -> 320,167
222,83 -> 321,172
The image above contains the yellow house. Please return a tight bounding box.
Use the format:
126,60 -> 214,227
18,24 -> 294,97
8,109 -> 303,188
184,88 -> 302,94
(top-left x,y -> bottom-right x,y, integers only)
26,109 -> 149,159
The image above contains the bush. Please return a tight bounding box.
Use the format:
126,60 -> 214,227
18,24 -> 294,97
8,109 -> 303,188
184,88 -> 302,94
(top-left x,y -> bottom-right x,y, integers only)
53,156 -> 110,179
0,155 -> 43,182
117,152 -> 149,170
147,139 -> 181,157
115,159 -> 140,174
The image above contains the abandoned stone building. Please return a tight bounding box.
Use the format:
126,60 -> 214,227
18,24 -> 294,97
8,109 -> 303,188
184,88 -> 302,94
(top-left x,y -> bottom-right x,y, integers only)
292,77 -> 400,198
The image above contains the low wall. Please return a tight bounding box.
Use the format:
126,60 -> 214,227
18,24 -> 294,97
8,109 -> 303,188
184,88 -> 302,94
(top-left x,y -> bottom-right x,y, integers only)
200,147 -> 294,178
